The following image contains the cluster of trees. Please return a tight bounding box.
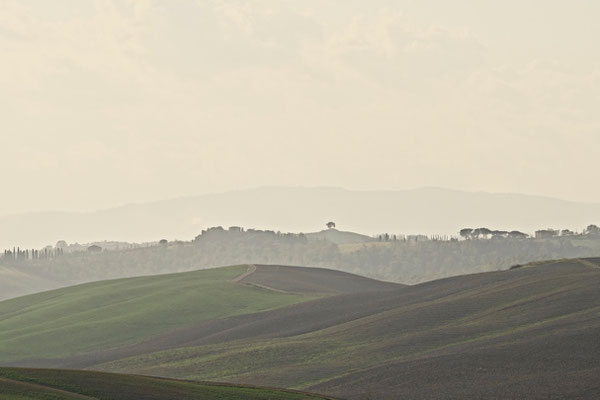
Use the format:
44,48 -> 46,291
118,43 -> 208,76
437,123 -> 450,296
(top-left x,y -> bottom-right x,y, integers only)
0,238 -> 160,265
1,247 -> 63,263
194,226 -> 308,243
55,240 -> 150,253
534,224 -> 599,238
375,233 -> 456,242
459,228 -> 529,240
192,226 -> 334,267
376,233 -> 399,242
586,224 -> 600,235
0,227 -> 337,288
457,224 -> 600,240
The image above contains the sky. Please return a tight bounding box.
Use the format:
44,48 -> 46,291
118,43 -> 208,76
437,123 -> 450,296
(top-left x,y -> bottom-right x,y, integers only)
1,0 -> 599,215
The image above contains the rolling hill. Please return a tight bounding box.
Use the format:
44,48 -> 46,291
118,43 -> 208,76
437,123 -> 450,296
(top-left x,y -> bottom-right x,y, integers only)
2,186 -> 600,250
0,368 -> 335,400
0,266 -> 64,302
0,264 -> 398,367
305,228 -> 374,245
1,260 -> 599,399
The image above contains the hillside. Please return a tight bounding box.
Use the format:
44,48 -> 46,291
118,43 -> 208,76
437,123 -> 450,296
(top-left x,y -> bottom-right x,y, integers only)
4,224 -> 600,302
2,260 -> 599,398
0,266 -> 64,301
0,265 -> 399,366
0,368 -> 334,400
92,259 -> 600,399
2,186 -> 600,250
305,228 -> 374,245
241,265 -> 398,294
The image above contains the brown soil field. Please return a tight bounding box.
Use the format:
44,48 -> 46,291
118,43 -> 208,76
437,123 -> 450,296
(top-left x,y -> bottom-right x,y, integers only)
240,264 -> 401,294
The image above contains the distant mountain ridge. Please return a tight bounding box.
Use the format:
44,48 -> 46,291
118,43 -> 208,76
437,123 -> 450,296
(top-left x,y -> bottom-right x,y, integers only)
1,186 -> 599,249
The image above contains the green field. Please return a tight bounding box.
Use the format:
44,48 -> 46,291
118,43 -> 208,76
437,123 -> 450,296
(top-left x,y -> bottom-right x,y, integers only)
0,368 -> 334,400
0,265 -> 315,363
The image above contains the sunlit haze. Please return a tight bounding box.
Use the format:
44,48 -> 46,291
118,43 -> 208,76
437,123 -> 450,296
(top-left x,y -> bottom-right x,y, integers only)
2,0 -> 600,216
2,4 -> 600,398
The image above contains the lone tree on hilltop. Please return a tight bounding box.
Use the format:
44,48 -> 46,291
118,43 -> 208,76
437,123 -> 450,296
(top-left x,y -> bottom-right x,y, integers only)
326,221 -> 336,229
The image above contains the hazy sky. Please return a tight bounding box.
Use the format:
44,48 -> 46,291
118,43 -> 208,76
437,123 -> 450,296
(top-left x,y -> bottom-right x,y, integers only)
2,0 -> 599,215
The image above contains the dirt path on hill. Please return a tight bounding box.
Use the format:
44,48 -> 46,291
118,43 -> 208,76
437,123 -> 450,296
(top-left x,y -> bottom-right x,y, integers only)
230,265 -> 292,293
231,264 -> 257,283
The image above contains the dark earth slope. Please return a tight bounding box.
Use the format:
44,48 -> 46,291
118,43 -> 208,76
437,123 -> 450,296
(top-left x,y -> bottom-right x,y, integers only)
90,259 -> 600,400
307,259 -> 600,398
241,264 -> 400,294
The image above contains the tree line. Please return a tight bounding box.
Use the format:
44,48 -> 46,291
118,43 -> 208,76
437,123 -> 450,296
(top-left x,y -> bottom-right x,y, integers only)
2,224 -> 600,288
1,247 -> 63,263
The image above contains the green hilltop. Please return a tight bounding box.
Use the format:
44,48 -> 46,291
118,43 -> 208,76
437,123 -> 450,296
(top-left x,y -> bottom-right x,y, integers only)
0,264 -> 395,366
0,265 -> 316,364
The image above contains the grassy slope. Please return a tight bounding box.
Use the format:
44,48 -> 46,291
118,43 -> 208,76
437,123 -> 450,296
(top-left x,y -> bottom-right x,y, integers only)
0,265 -> 397,366
0,266 -> 315,364
0,368 -> 334,400
0,267 -> 63,302
305,229 -> 373,245
91,259 -> 600,399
